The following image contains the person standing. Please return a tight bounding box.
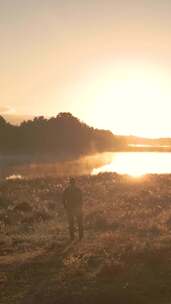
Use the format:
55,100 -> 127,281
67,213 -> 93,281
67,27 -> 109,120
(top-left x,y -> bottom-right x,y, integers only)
62,177 -> 83,241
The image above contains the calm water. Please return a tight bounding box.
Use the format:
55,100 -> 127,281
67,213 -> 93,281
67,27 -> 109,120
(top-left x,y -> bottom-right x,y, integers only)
92,152 -> 171,176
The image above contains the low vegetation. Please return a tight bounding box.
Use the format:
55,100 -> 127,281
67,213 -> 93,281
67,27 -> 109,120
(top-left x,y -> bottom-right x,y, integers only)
1,173 -> 171,303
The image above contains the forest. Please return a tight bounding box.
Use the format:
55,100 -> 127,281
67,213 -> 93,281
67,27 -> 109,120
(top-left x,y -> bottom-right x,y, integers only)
0,113 -> 124,157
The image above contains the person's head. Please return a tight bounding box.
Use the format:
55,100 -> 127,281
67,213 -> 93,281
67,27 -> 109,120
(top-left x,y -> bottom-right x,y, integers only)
69,177 -> 76,186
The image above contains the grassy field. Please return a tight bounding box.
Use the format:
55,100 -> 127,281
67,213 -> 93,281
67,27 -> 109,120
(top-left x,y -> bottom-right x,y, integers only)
1,173 -> 171,304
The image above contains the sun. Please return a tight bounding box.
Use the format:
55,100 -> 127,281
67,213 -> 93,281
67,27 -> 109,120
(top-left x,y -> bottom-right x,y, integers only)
94,65 -> 171,138
71,62 -> 171,138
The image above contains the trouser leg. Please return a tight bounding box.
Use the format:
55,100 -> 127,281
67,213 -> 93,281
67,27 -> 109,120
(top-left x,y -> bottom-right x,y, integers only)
67,212 -> 75,240
77,211 -> 84,240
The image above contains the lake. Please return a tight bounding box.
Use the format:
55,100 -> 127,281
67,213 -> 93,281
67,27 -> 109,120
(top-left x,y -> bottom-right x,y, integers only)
92,152 -> 171,177
1,152 -> 171,179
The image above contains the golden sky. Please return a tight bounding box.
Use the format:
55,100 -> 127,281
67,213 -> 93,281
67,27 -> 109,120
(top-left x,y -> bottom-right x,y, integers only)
1,0 -> 171,137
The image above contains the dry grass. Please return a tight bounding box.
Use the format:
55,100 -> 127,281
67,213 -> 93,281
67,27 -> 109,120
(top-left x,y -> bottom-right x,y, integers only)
1,173 -> 171,303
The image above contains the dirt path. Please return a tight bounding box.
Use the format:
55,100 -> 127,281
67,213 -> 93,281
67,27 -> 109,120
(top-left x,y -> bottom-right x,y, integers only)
0,240 -> 76,304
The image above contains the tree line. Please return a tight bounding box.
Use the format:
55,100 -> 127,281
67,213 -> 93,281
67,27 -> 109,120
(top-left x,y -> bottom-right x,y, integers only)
0,113 -> 124,158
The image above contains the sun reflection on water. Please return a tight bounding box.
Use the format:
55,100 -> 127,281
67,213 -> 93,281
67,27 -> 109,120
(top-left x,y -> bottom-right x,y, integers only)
92,152 -> 171,177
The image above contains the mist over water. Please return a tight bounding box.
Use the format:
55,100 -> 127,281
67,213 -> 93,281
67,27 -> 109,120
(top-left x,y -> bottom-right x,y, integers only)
1,152 -> 171,180
0,153 -> 112,180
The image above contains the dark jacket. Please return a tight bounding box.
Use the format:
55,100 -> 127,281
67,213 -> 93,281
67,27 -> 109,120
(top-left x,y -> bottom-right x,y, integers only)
62,185 -> 83,211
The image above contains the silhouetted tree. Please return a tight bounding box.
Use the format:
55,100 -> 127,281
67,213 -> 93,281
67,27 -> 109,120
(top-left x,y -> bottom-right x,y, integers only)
0,113 -> 124,157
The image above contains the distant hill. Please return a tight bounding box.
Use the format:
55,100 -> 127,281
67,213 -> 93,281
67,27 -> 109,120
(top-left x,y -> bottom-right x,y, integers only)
124,135 -> 171,146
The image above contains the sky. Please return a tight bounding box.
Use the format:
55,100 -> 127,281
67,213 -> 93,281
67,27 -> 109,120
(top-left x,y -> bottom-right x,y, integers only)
1,0 -> 171,137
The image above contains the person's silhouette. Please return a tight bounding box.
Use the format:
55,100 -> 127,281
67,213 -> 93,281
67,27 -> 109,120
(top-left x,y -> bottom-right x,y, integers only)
62,177 -> 83,241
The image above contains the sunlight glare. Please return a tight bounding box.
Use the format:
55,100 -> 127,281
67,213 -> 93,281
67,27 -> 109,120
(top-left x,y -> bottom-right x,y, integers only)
92,152 -> 171,177
71,62 -> 171,138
